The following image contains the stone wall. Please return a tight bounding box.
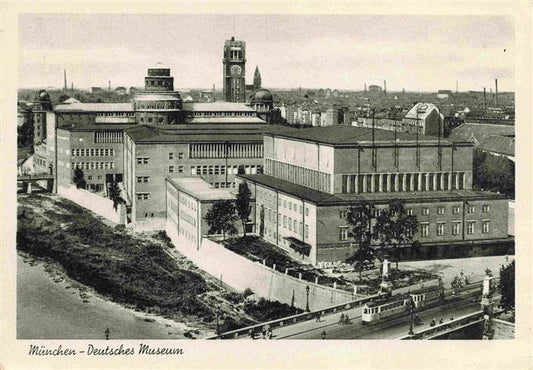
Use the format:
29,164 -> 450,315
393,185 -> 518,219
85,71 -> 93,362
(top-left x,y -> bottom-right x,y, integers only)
166,221 -> 356,310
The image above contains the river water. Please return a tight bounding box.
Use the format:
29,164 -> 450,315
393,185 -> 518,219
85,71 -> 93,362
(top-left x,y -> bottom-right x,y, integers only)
17,254 -> 205,339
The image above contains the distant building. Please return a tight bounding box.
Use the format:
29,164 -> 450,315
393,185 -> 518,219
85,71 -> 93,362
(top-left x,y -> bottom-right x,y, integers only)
368,85 -> 382,94
115,87 -> 127,95
31,90 -> 52,144
249,89 -> 274,123
91,87 -> 104,94
437,90 -> 453,99
448,123 -> 515,161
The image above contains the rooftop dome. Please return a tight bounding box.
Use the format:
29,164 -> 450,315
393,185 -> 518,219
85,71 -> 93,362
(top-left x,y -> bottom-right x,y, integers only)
251,88 -> 273,102
38,90 -> 51,101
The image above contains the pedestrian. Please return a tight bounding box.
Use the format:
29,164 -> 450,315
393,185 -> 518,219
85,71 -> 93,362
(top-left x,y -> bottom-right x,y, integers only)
450,316 -> 454,321
321,330 -> 326,339
439,318 -> 443,325
344,314 -> 350,325
104,328 -> 110,340
268,329 -> 273,340
262,326 -> 267,339
249,329 -> 254,340
339,313 -> 345,325
316,312 -> 321,323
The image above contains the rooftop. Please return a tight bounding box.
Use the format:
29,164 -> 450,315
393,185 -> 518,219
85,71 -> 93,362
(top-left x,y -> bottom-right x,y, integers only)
185,116 -> 266,124
167,176 -> 236,201
448,123 -> 515,145
404,102 -> 441,120
182,102 -> 255,112
263,125 -> 455,146
478,135 -> 515,157
134,94 -> 181,101
125,124 -> 266,143
54,103 -> 134,112
237,174 -> 508,205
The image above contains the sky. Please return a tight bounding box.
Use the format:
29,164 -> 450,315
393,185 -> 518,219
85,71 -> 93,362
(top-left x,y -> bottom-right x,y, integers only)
18,14 -> 514,92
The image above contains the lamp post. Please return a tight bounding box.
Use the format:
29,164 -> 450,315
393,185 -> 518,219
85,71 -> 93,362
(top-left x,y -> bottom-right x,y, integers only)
306,285 -> 310,312
408,296 -> 415,336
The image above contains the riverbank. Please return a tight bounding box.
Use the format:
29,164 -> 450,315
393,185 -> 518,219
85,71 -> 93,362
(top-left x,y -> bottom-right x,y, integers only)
17,253 -> 202,339
17,193 -> 299,338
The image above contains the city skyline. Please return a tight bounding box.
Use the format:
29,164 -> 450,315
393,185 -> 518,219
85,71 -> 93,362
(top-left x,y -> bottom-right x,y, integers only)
19,14 -> 514,92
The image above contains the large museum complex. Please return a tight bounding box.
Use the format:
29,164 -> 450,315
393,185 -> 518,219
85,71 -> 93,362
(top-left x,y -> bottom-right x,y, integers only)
27,36 -> 512,265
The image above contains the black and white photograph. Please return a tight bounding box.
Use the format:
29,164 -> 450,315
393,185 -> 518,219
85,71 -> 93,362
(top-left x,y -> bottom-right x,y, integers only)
2,2 -> 532,369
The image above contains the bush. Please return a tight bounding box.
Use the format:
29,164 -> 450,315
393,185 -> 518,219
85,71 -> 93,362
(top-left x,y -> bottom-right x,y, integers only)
243,288 -> 254,297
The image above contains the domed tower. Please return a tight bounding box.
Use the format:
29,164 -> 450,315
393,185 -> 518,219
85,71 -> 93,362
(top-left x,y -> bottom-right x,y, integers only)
250,88 -> 274,123
32,90 -> 52,144
134,64 -> 183,125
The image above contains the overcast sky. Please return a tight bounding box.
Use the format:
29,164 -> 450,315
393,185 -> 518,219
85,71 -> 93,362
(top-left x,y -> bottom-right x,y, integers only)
19,14 -> 514,92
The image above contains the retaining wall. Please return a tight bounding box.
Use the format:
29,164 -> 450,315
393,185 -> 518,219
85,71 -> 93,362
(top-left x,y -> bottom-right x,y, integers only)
166,222 -> 356,310
58,185 -> 125,225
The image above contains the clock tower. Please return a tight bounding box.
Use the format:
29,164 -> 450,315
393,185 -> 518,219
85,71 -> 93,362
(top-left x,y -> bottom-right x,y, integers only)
223,37 -> 246,102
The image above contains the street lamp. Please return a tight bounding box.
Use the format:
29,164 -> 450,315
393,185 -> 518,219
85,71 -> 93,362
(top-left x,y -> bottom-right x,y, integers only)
408,296 -> 415,336
305,285 -> 310,312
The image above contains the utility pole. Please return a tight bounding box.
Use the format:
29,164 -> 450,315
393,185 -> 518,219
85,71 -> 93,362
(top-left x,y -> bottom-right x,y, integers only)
371,107 -> 376,170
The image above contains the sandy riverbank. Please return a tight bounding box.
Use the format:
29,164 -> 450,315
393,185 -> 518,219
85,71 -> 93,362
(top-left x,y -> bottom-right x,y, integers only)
17,252 -> 214,340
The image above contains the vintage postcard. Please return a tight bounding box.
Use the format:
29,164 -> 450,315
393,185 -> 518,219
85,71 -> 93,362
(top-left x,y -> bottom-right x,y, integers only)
1,1 -> 532,369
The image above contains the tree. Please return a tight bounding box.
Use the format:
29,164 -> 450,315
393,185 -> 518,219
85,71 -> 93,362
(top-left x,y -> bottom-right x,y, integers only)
374,199 -> 419,270
499,260 -> 515,312
346,201 -> 376,280
473,149 -> 514,198
235,182 -> 252,237
73,168 -> 86,189
108,182 -> 123,210
204,200 -> 238,240
451,275 -> 464,295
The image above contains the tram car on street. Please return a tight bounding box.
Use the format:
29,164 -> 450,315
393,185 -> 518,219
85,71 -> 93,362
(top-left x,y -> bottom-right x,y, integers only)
362,285 -> 444,324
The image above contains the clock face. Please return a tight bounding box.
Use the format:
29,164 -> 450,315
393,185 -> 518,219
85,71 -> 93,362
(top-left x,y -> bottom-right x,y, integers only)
230,65 -> 242,76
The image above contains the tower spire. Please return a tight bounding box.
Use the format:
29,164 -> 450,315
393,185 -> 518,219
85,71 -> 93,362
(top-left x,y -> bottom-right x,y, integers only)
253,66 -> 262,90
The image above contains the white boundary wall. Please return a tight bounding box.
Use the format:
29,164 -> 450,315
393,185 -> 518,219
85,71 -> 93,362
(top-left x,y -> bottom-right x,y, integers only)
166,221 -> 355,310
58,185 -> 125,225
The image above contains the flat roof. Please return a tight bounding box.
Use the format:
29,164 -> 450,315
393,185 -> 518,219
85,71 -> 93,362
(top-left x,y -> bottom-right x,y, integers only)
237,174 -> 508,205
55,103 -> 135,112
167,176 -> 236,201
185,116 -> 266,124
182,102 -> 255,112
262,126 -> 459,147
125,124 -> 265,143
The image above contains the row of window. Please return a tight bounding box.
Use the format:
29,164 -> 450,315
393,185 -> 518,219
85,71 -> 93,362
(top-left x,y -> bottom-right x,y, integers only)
72,162 -> 115,170
191,164 -> 262,176
211,182 -> 236,189
279,199 -> 310,216
86,175 -> 103,181
72,148 -> 115,157
190,112 -> 254,117
279,213 -> 309,238
338,205 -> 490,219
338,220 -> 491,241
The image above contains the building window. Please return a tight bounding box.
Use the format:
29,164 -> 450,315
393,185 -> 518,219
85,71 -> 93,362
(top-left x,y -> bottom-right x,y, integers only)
436,223 -> 445,236
407,209 -> 414,216
288,217 -> 292,231
169,153 -> 174,160
467,221 -> 475,235
453,206 -> 460,214
422,208 -> 429,215
283,215 -> 287,228
87,175 -> 93,181
482,205 -> 490,213
137,176 -> 149,183
136,158 -> 149,164
299,205 -> 303,214
178,166 -> 184,173
339,227 -> 349,241
467,205 -> 475,213
482,220 -> 490,234
284,200 -> 287,209
339,210 -> 348,219
305,224 -> 309,238
421,223 -> 429,237
452,222 -> 461,235
437,207 -> 445,215
178,152 -> 183,159
136,193 -> 149,200
278,213 -> 281,226
294,219 -> 297,231
169,166 -> 174,173
305,207 -> 309,216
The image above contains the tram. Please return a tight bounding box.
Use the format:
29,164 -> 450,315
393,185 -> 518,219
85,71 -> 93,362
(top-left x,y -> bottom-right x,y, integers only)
362,285 -> 444,324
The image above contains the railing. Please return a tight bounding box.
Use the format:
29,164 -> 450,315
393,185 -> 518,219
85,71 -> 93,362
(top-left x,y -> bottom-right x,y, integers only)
18,173 -> 54,180
399,310 -> 485,340
208,294 -> 380,340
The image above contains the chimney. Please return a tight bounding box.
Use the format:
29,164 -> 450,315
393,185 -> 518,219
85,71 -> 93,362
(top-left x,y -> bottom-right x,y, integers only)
483,87 -> 487,110
63,70 -> 67,91
495,79 -> 499,107
383,80 -> 387,94
456,80 -> 458,93
108,80 -> 111,91
364,83 -> 367,93
71,82 -> 73,92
